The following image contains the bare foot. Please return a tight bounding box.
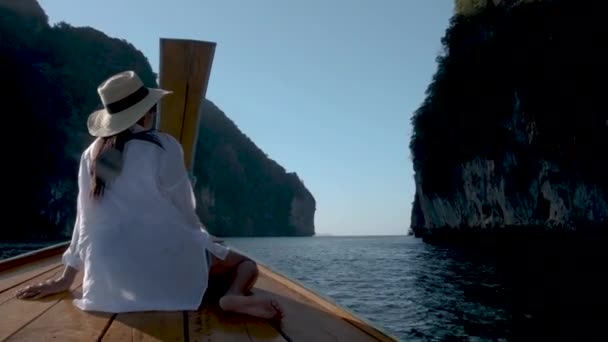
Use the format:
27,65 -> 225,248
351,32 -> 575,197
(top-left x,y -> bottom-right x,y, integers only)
219,294 -> 284,320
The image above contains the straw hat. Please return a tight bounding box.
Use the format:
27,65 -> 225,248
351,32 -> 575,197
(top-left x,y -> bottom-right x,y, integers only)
87,71 -> 172,137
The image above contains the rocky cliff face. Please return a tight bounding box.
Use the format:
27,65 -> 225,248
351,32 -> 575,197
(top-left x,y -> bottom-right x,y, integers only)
0,0 -> 315,240
191,100 -> 316,237
410,0 -> 608,238
289,193 -> 316,236
413,157 -> 608,236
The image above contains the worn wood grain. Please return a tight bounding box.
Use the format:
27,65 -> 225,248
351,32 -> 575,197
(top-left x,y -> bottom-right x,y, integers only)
0,266 -> 63,307
0,274 -> 83,341
254,273 -> 386,342
0,239 -> 394,341
102,311 -> 185,342
158,38 -> 215,171
188,307 -> 285,342
0,257 -> 62,295
5,289 -> 113,342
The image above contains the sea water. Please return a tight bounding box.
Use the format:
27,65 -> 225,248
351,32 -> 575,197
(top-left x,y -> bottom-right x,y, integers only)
224,236 -> 511,341
6,235 -> 601,341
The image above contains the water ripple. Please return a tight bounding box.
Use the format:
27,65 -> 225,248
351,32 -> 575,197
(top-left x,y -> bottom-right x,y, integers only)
225,236 -> 512,341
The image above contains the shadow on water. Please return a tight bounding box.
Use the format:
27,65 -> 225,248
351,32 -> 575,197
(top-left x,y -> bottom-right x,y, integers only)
228,236 -> 525,341
406,242 -> 511,341
421,229 -> 608,341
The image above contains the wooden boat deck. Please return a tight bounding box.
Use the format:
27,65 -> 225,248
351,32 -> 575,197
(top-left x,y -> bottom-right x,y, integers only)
0,243 -> 396,341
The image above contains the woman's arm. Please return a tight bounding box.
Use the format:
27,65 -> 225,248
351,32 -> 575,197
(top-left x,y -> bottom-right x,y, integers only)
59,265 -> 79,286
15,265 -> 77,299
62,151 -> 86,269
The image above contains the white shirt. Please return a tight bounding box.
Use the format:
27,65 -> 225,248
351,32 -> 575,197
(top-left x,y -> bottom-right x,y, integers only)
62,125 -> 229,313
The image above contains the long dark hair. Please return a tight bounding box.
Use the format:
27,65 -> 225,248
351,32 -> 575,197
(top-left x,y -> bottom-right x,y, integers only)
90,108 -> 164,199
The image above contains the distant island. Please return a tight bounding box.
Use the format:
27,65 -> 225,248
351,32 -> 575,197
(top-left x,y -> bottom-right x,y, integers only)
410,0 -> 607,241
0,0 -> 315,240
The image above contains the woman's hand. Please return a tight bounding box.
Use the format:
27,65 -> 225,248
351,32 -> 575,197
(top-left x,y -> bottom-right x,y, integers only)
15,278 -> 71,300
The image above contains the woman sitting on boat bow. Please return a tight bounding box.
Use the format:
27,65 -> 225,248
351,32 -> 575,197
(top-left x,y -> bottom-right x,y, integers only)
15,71 -> 283,319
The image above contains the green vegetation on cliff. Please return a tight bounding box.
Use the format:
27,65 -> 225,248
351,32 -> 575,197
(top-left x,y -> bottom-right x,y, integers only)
0,0 -> 315,240
410,0 -> 607,233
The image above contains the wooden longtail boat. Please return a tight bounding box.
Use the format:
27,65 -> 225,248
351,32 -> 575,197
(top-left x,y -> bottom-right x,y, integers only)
0,38 -> 397,342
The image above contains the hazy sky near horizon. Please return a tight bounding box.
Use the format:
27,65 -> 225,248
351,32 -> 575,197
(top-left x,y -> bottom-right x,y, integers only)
40,0 -> 454,236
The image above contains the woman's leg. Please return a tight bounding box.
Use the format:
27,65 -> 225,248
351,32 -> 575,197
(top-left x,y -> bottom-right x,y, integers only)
208,250 -> 284,320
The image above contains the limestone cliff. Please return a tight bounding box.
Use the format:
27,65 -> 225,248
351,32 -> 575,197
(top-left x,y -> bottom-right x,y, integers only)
410,0 -> 608,238
0,0 -> 315,239
192,100 -> 316,237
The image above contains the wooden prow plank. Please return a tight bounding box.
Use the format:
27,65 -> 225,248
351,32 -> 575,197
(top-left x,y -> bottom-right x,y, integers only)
158,38 -> 215,171
0,242 -> 68,274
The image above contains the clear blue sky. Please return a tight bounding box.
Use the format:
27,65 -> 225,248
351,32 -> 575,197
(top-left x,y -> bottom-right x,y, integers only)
40,0 -> 454,236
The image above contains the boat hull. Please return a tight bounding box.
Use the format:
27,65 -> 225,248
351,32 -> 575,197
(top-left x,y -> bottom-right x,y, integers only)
0,243 -> 397,341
